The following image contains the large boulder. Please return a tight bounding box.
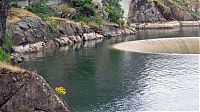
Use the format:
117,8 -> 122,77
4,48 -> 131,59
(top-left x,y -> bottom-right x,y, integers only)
10,17 -> 56,46
128,0 -> 167,23
100,24 -> 123,37
12,41 -> 46,54
0,64 -> 69,112
128,0 -> 200,23
162,0 -> 197,21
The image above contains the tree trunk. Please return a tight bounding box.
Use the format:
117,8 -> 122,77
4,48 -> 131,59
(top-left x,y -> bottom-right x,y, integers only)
0,0 -> 9,46
28,0 -> 31,6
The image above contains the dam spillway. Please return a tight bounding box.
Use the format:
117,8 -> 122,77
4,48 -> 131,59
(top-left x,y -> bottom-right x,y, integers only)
113,37 -> 200,54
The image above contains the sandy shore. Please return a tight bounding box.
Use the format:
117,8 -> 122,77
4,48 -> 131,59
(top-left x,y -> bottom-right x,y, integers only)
112,37 -> 200,54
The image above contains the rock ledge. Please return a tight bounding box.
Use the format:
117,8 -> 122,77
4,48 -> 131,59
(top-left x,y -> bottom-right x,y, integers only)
0,64 -> 69,112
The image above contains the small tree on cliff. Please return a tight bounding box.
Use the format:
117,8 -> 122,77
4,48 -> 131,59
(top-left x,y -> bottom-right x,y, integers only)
73,0 -> 96,17
102,0 -> 124,24
0,0 -> 10,46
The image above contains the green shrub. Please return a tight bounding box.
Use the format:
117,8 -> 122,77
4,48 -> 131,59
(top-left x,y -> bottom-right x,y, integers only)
173,0 -> 190,11
72,14 -> 90,23
73,0 -> 96,17
71,14 -> 98,27
26,0 -> 55,20
0,31 -> 13,63
0,47 -> 10,63
191,12 -> 200,19
45,17 -> 59,29
3,31 -> 14,53
57,4 -> 69,13
95,14 -> 106,25
102,0 -> 124,24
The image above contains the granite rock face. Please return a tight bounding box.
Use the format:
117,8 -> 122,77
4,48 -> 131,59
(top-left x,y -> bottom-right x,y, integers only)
11,17 -> 135,48
11,17 -> 56,46
10,16 -> 136,63
159,0 -> 195,21
0,68 -> 69,112
128,0 -> 167,23
128,0 -> 200,23
12,41 -> 46,54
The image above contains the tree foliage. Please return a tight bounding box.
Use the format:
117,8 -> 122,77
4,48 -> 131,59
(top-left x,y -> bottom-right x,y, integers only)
73,0 -> 96,17
26,0 -> 55,20
0,47 -> 10,62
102,0 -> 124,24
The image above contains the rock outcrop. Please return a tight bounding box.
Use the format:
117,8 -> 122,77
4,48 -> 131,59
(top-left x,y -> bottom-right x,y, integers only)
128,0 -> 167,23
9,8 -> 136,63
156,0 -> 196,21
128,0 -> 200,23
185,0 -> 200,13
10,16 -> 136,47
0,63 -> 69,112
10,17 -> 135,57
11,17 -> 56,46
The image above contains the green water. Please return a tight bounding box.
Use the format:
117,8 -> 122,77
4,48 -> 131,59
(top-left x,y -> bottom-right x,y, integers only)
20,27 -> 200,111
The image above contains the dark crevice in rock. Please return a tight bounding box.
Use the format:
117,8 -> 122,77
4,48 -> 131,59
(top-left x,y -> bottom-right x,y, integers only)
0,84 -> 24,108
34,107 -> 48,112
0,70 -> 69,112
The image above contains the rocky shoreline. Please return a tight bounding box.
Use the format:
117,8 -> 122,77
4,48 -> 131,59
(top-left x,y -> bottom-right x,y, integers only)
2,1 -> 199,111
131,21 -> 200,29
10,14 -> 200,63
9,16 -> 136,63
128,0 -> 200,29
9,0 -> 200,63
10,17 -> 200,63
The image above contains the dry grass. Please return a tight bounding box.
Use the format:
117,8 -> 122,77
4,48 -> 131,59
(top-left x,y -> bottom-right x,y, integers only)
53,17 -> 90,27
0,62 -> 25,73
10,7 -> 39,18
8,7 -> 40,26
8,16 -> 21,25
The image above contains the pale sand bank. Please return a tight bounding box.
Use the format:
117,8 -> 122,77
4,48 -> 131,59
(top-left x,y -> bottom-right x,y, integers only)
112,37 -> 200,54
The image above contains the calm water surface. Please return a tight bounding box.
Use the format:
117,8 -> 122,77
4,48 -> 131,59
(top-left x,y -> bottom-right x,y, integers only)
20,27 -> 200,111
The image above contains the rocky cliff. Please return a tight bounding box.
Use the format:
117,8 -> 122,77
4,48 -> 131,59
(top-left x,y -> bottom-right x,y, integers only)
128,0 -> 200,23
8,8 -> 136,63
0,62 -> 69,112
10,16 -> 134,48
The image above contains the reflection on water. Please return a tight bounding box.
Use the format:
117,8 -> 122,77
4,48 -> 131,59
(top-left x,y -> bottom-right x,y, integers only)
19,28 -> 200,111
89,54 -> 199,111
